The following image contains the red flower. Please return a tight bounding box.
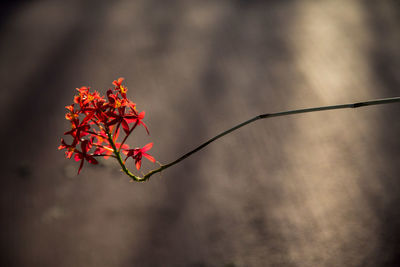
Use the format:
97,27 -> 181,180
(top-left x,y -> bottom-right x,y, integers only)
110,78 -> 136,109
124,143 -> 155,170
65,105 -> 79,121
106,107 -> 141,134
74,86 -> 90,107
58,138 -> 77,158
112,77 -> 124,88
74,140 -> 98,174
64,119 -> 90,142
81,98 -> 109,124
129,111 -> 149,134
106,89 -> 124,109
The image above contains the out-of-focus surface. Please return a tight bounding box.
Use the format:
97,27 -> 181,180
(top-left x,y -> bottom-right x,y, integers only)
0,0 -> 399,266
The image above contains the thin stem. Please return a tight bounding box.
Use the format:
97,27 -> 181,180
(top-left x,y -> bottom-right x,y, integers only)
139,96 -> 400,181
106,97 -> 399,182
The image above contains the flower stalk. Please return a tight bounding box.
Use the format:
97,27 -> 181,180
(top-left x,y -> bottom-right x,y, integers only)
123,96 -> 400,182
59,79 -> 400,182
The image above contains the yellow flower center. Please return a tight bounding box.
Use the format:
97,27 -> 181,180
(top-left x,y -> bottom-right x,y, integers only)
65,112 -> 79,121
87,94 -> 95,102
115,99 -> 121,108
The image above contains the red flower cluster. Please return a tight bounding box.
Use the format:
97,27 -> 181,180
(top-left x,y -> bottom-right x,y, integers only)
59,78 -> 155,174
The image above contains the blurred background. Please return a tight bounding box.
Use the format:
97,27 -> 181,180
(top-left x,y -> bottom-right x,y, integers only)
0,0 -> 399,266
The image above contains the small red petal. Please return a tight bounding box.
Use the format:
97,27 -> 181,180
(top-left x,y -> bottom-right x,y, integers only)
86,156 -> 98,165
124,117 -> 137,124
107,118 -> 118,126
82,111 -> 94,124
141,121 -> 150,135
94,147 -> 105,154
121,143 -> 130,149
121,120 -> 130,134
143,153 -> 156,163
114,124 -> 121,141
77,160 -> 84,174
58,139 -> 66,150
66,150 -> 74,159
81,141 -> 88,152
74,153 -> 83,162
142,143 -> 153,152
135,159 -> 142,170
65,105 -> 74,112
112,77 -> 124,87
138,111 -> 145,120
122,149 -> 131,156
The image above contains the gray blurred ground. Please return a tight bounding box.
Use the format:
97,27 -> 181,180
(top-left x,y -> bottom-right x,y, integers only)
0,0 -> 399,266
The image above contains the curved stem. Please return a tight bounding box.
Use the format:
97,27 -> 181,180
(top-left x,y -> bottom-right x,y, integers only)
119,96 -> 400,182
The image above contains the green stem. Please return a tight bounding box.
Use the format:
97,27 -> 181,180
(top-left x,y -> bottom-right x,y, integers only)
119,96 -> 400,182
